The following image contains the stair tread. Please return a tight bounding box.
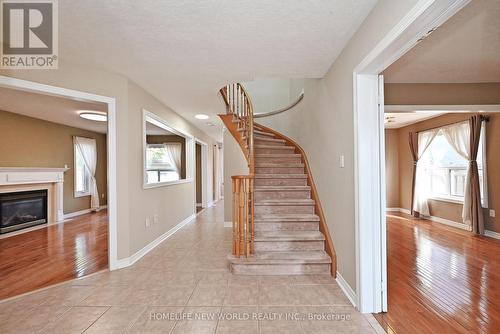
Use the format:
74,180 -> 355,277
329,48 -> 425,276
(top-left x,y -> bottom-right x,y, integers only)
228,251 -> 331,264
255,163 -> 304,167
255,214 -> 320,222
255,199 -> 315,205
254,137 -> 286,142
255,154 -> 301,157
254,174 -> 307,179
254,186 -> 310,191
255,145 -> 294,149
254,130 -> 276,137
255,231 -> 325,241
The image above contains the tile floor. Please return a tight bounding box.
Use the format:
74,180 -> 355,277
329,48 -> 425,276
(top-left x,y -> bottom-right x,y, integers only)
0,201 -> 382,333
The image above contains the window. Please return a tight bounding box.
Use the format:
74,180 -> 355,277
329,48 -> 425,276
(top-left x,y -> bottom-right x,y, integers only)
146,143 -> 180,183
420,123 -> 487,206
74,143 -> 91,197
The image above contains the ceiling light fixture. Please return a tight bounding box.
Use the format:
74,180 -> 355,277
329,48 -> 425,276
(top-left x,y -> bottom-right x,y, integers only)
79,111 -> 107,122
195,114 -> 209,120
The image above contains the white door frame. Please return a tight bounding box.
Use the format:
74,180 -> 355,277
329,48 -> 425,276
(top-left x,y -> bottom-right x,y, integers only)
0,75 -> 120,270
353,0 -> 471,313
194,138 -> 209,208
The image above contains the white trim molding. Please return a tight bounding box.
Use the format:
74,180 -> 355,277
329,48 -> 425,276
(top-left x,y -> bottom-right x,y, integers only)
336,272 -> 357,308
114,213 -> 196,269
224,221 -> 232,228
484,230 -> 500,240
64,205 -> 108,220
386,208 -> 471,231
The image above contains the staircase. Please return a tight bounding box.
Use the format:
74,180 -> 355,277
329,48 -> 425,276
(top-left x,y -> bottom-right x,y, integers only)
219,84 -> 336,277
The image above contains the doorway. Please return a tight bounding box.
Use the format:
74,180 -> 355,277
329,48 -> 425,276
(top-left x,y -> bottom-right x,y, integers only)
194,138 -> 208,213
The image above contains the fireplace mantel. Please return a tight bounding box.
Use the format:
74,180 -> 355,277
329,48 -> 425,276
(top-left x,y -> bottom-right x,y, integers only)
0,167 -> 69,223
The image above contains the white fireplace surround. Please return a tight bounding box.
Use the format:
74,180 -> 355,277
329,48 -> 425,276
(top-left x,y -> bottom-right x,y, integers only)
0,167 -> 68,223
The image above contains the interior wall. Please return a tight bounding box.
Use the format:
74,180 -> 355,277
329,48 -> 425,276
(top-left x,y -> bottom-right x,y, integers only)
223,130 -> 248,222
386,113 -> 500,233
0,109 -> 108,214
0,61 -> 217,259
385,83 -> 500,105
146,134 -> 187,178
384,129 -> 399,208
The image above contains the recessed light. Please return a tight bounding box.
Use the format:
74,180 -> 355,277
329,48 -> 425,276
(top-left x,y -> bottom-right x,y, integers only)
195,114 -> 209,120
79,111 -> 107,122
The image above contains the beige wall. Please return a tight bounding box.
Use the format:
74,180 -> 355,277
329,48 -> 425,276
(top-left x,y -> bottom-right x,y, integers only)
386,113 -> 500,233
384,129 -> 399,208
223,130 -> 248,222
0,61 -> 216,259
0,110 -> 107,214
385,83 -> 500,105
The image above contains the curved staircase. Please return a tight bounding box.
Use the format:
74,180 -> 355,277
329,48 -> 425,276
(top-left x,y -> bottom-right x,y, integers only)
219,84 -> 336,276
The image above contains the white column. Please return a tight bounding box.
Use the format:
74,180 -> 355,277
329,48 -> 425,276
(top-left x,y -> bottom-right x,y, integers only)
56,173 -> 65,222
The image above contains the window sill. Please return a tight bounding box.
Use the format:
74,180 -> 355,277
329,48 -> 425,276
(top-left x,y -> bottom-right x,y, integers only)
428,196 -> 463,205
74,192 -> 90,198
143,178 -> 193,189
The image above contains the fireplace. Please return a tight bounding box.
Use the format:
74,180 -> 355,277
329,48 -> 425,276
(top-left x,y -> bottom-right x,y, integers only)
0,190 -> 48,234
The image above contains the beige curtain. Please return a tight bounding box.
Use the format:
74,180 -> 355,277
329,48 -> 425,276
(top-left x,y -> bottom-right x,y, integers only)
468,116 -> 485,234
74,136 -> 100,210
409,132 -> 418,216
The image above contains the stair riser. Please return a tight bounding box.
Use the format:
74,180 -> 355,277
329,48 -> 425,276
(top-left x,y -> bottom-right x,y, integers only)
254,133 -> 276,140
254,240 -> 324,251
255,178 -> 307,186
256,167 -> 304,174
255,205 -> 314,215
231,263 -> 331,275
255,222 -> 319,231
255,156 -> 302,163
254,139 -> 286,146
255,148 -> 295,154
255,190 -> 310,200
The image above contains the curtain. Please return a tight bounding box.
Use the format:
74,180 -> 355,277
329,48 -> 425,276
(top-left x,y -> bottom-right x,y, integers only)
442,117 -> 484,234
75,136 -> 100,210
412,129 -> 439,216
409,132 -> 418,216
165,143 -> 182,177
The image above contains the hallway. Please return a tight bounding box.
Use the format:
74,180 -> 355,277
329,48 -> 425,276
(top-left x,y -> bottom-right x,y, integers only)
0,201 -> 381,333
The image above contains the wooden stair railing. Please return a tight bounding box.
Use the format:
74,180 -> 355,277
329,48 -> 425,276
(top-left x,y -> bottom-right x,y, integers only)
219,83 -> 255,257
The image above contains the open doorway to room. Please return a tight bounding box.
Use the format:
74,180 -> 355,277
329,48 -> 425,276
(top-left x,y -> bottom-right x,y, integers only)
373,1 -> 500,332
0,85 -> 111,300
196,142 -> 203,213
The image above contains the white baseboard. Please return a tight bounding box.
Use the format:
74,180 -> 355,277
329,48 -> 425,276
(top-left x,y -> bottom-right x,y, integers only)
64,205 -> 108,219
386,207 -> 471,230
112,213 -> 196,270
484,230 -> 500,240
336,271 -> 357,308
224,221 -> 232,228
428,215 -> 471,231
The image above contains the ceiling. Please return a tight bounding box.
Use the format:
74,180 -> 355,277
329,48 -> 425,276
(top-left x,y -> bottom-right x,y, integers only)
0,86 -> 108,133
57,0 -> 377,140
384,111 -> 446,129
383,0 -> 500,83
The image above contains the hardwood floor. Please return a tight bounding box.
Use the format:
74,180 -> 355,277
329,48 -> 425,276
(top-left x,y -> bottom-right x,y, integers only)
0,210 -> 108,300
374,213 -> 500,334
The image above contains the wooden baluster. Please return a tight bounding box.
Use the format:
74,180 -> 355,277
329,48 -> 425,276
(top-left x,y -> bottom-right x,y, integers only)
245,178 -> 251,257
250,177 -> 255,254
232,178 -> 238,256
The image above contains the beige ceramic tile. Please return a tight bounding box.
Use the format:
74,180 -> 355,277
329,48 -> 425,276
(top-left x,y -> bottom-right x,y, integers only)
40,306 -> 108,334
84,305 -> 147,333
128,306 -> 182,334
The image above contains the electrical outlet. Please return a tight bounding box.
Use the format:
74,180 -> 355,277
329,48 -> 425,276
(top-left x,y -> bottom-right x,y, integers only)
490,209 -> 496,218
153,214 -> 159,225
101,193 -> 105,199
145,217 -> 151,228
339,155 -> 345,168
